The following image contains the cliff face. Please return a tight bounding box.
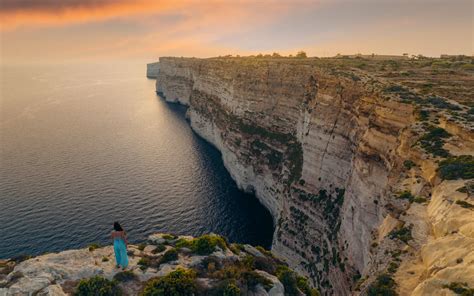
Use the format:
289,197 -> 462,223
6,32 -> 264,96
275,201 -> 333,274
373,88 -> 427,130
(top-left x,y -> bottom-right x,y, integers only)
155,57 -> 474,295
146,62 -> 160,78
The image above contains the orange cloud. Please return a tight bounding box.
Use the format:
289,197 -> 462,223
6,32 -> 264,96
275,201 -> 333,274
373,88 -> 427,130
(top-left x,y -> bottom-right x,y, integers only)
0,0 -> 188,29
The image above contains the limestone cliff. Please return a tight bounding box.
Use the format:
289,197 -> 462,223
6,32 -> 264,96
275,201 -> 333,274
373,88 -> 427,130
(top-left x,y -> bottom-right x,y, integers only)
146,62 -> 160,78
154,57 -> 474,295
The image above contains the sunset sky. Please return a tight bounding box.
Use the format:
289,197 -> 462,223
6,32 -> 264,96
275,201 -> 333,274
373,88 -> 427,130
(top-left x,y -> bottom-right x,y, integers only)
0,0 -> 472,64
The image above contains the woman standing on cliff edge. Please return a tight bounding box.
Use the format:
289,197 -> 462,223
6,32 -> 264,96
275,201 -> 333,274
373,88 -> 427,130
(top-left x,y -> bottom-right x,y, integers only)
111,222 -> 129,269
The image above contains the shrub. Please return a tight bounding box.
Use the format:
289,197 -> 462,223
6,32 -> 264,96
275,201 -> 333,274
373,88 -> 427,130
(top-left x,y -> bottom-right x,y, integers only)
242,270 -> 272,291
75,276 -> 121,296
438,155 -> 474,180
387,262 -> 399,274
102,257 -> 109,262
276,265 -> 299,295
426,97 -> 461,110
141,268 -> 197,296
296,51 -> 307,58
159,248 -> 179,264
162,234 -> 177,240
417,127 -> 451,157
455,200 -> 474,209
223,282 -> 241,296
138,243 -> 147,251
88,243 -> 100,252
138,257 -> 151,270
152,244 -> 167,254
177,235 -> 227,255
443,282 -> 474,295
367,274 -> 397,296
403,160 -> 416,169
297,276 -> 320,296
389,225 -> 413,243
398,191 -> 415,202
114,270 -> 136,282
413,197 -> 427,204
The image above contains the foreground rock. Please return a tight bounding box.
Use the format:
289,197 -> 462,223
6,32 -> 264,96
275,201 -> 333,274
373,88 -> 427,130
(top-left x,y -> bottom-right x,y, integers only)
0,233 -> 318,296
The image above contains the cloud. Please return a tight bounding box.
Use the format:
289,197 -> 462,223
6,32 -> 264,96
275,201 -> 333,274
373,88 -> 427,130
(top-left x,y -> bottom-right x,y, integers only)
0,0 -> 188,29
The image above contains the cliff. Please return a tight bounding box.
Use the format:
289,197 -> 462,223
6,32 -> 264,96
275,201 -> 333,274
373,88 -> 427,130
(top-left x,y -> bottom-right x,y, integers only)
154,56 -> 474,295
146,62 -> 160,78
0,233 -> 318,296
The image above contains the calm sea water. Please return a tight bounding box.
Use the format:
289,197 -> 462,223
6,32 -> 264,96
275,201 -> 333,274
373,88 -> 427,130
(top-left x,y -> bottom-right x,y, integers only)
0,62 -> 273,259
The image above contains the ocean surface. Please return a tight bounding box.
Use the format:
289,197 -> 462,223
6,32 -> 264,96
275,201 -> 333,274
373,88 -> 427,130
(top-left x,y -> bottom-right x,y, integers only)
0,62 -> 274,259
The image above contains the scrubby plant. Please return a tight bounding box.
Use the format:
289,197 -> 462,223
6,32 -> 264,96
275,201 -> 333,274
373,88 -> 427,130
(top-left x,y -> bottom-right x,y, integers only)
102,256 -> 109,262
222,282 -> 241,296
113,270 -> 136,282
242,270 -> 273,291
75,276 -> 121,296
162,234 -> 177,240
397,191 -> 415,202
138,243 -> 147,251
455,200 -> 474,209
443,282 -> 474,296
403,160 -> 416,169
152,244 -> 167,254
438,155 -> 474,180
88,243 -> 100,252
176,234 -> 227,255
417,127 -> 451,157
297,275 -> 320,296
296,51 -> 307,58
141,268 -> 197,296
276,265 -> 318,296
159,248 -> 179,264
138,257 -> 151,270
367,274 -> 397,296
389,225 -> 413,244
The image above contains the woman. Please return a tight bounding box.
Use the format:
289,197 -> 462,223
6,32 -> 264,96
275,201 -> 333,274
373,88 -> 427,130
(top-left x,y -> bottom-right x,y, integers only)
111,222 -> 128,269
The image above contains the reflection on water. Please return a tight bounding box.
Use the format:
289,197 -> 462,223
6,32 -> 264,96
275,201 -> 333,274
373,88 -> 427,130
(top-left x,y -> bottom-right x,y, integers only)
0,63 -> 274,259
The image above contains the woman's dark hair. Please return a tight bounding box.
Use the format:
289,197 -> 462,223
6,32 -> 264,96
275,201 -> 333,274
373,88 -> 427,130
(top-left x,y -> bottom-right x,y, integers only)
113,222 -> 124,232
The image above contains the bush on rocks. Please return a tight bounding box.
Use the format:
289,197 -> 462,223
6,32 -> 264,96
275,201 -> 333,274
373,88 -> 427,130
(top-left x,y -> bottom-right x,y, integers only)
75,276 -> 121,296
176,234 -> 227,255
113,270 -> 136,282
141,268 -> 197,296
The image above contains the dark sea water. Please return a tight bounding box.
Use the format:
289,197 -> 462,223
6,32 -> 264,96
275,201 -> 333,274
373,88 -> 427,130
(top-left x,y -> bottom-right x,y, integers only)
0,62 -> 273,259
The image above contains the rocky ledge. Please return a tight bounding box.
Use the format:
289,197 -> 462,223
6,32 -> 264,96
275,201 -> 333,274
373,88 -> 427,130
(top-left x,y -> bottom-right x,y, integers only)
0,233 -> 319,296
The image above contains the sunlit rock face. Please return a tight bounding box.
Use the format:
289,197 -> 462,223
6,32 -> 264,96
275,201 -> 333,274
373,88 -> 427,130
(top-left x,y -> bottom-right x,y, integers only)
155,57 -> 420,294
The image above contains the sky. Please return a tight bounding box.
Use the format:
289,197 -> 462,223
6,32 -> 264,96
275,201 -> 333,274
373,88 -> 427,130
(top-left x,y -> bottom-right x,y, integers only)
0,0 -> 472,64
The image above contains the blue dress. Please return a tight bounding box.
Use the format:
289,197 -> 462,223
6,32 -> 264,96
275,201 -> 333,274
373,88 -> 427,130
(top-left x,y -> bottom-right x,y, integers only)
113,234 -> 128,268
